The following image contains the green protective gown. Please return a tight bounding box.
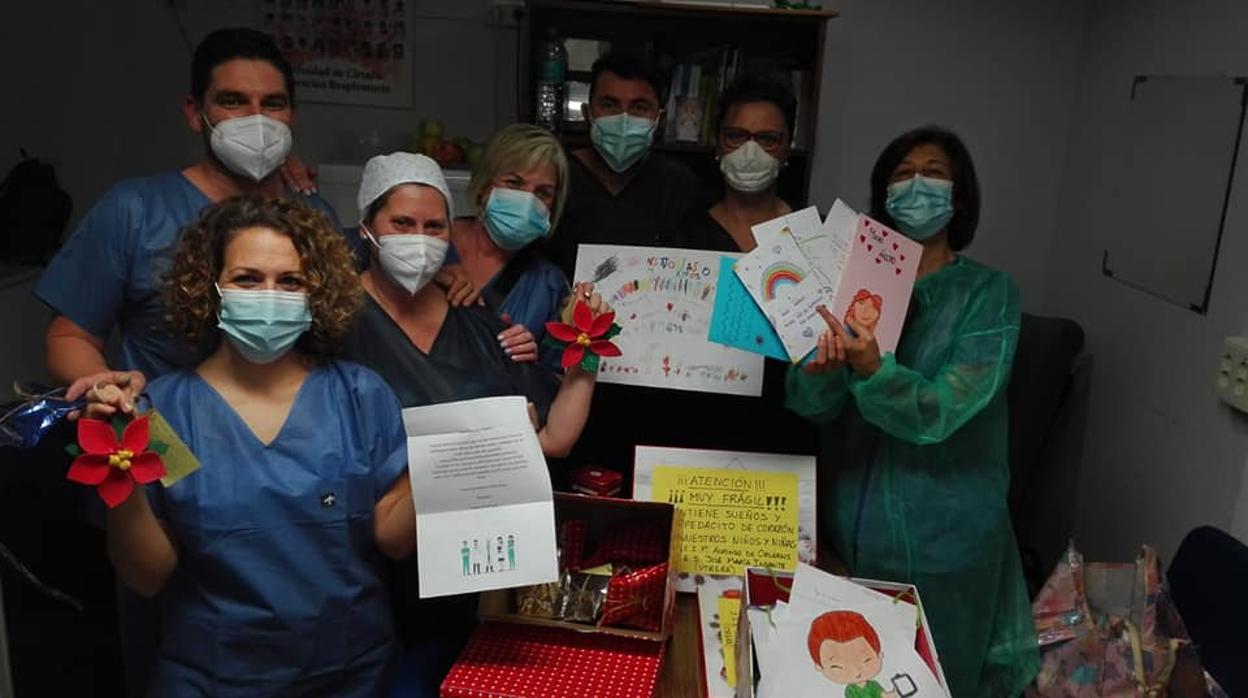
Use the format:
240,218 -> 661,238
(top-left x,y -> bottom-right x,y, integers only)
786,257 -> 1039,697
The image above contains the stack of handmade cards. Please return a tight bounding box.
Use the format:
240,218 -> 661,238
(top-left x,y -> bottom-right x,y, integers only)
718,201 -> 922,363
752,563 -> 949,698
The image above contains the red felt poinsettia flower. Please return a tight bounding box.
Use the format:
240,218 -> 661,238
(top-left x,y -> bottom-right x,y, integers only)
545,300 -> 623,372
66,416 -> 166,508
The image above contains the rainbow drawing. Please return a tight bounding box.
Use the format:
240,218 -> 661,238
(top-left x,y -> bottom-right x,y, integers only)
761,262 -> 805,300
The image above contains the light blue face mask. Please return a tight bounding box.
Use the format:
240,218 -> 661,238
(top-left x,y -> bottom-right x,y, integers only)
216,285 -> 312,364
483,187 -> 551,251
884,175 -> 955,241
590,113 -> 657,173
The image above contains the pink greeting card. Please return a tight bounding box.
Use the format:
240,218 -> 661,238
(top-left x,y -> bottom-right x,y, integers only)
828,216 -> 921,354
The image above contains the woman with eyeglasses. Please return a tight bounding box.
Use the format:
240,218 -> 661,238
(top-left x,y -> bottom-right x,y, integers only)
667,76 -> 819,464
688,75 -> 796,253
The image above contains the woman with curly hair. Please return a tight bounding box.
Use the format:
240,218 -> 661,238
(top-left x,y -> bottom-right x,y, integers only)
87,195 -> 416,696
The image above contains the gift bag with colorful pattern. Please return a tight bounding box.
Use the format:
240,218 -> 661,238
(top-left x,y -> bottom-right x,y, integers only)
1028,544 -> 1206,698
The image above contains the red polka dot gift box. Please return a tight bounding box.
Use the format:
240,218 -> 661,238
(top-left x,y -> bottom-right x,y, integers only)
439,622 -> 664,698
445,494 -> 683,698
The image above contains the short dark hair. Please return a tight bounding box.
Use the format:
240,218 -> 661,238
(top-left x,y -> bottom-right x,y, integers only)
588,51 -> 667,105
191,28 -> 296,106
868,125 -> 981,251
715,75 -> 797,138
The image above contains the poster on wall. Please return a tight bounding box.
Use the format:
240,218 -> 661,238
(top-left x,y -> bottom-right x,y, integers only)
264,0 -> 413,108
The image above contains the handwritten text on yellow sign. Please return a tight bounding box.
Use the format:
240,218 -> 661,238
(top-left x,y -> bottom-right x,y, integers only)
651,466 -> 799,576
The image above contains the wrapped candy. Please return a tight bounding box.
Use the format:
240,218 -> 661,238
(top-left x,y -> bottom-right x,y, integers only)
600,562 -> 668,632
558,570 -> 610,624
516,580 -> 563,619
0,385 -> 83,449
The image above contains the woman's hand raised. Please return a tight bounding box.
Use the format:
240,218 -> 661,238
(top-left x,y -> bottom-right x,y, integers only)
809,306 -> 882,378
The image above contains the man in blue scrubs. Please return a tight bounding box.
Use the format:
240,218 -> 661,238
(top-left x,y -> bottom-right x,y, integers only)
33,27 -> 343,697
36,27 -> 343,395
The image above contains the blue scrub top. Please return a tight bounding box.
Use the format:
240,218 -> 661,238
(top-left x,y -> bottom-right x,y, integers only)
485,255 -> 569,373
446,244 -> 570,373
144,361 -> 407,696
34,171 -> 346,379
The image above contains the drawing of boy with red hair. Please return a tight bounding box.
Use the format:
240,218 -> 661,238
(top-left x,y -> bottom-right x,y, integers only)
808,610 -> 896,698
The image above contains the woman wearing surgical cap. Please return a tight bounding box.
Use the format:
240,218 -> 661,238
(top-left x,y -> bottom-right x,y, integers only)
449,124 -> 571,372
787,126 -> 1040,696
338,152 -> 608,694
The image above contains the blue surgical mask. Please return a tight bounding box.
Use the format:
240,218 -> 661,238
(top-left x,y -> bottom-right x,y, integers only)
884,175 -> 954,241
216,285 -> 312,364
590,113 -> 657,173
483,188 -> 551,251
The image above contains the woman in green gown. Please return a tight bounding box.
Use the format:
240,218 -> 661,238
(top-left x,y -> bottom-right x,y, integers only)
786,126 -> 1040,697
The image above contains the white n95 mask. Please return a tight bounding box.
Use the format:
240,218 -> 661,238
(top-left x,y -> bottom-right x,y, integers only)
362,226 -> 449,295
720,140 -> 782,193
205,113 -> 293,182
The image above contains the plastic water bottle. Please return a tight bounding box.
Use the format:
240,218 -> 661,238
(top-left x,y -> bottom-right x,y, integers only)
536,28 -> 567,133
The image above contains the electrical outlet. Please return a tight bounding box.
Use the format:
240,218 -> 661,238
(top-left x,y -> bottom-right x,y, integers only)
1216,336 -> 1248,413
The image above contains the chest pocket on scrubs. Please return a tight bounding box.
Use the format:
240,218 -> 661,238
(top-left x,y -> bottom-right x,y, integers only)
159,469 -> 380,685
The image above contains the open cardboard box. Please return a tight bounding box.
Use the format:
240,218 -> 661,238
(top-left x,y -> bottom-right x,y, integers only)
442,493 -> 682,698
734,567 -> 950,698
476,492 -> 683,641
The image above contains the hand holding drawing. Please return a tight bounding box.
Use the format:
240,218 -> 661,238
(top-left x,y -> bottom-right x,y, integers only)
802,327 -> 846,376
562,281 -> 607,322
817,306 -> 882,378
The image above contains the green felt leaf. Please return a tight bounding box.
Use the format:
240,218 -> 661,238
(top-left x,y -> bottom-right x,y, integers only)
109,414 -> 128,440
580,352 -> 602,374
65,444 -> 81,457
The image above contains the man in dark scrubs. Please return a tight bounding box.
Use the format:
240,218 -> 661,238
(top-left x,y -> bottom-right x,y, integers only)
542,51 -> 712,486
542,51 -> 705,276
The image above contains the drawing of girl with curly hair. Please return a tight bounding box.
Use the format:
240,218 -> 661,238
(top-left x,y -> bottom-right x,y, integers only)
845,289 -> 883,334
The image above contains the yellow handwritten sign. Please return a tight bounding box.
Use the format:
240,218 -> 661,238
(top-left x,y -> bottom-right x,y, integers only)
651,466 -> 799,576
719,594 -> 742,687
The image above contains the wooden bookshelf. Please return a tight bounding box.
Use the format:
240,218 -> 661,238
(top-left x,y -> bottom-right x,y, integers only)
519,0 -> 833,207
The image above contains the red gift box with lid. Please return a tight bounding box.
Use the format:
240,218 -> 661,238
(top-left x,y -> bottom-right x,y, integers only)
441,493 -> 681,698
569,465 -> 624,497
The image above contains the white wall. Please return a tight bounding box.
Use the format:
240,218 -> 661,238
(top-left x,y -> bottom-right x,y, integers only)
809,0 -> 1091,309
8,0 -> 1246,557
0,0 -> 517,228
1046,0 -> 1248,561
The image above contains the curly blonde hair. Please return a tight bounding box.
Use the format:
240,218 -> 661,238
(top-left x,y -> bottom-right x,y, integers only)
161,196 -> 363,360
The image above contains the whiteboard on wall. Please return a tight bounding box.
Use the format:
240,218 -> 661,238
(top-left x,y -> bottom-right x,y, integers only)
1100,76 -> 1247,313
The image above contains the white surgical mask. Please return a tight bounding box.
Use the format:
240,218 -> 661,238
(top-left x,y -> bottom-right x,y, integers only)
719,140 -> 781,193
362,225 -> 448,295
204,113 -> 293,182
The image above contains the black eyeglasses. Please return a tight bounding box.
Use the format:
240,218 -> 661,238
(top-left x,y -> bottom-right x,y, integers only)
720,127 -> 787,152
